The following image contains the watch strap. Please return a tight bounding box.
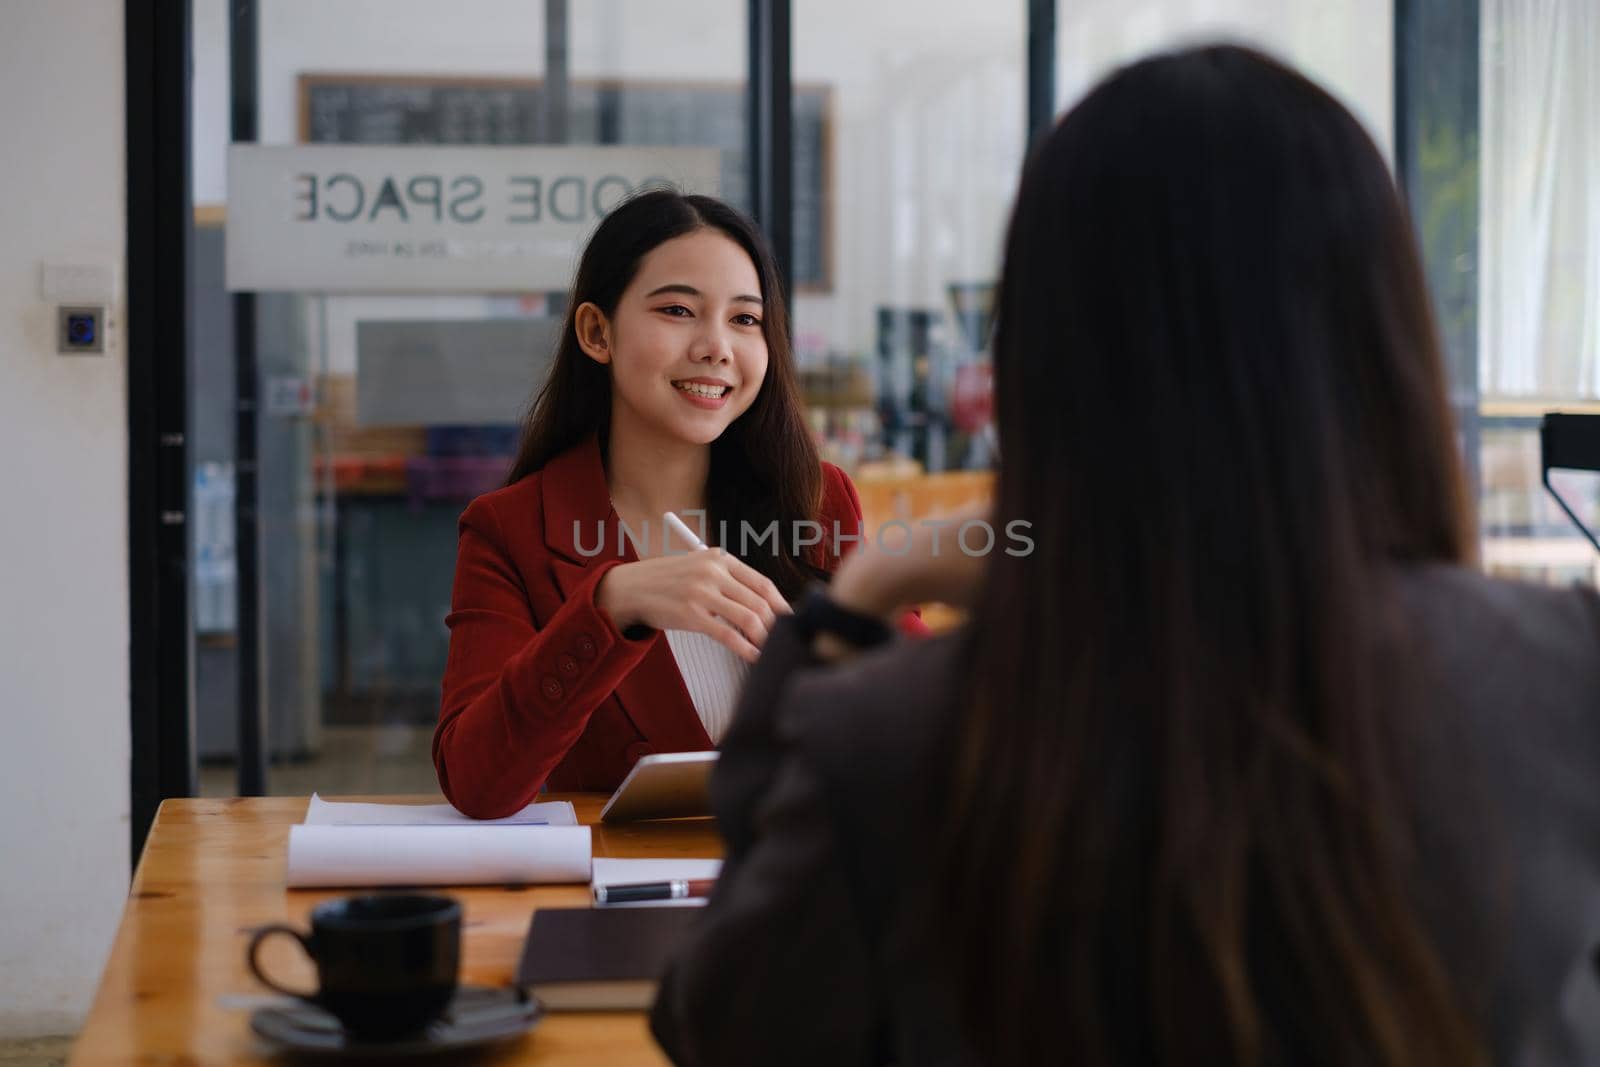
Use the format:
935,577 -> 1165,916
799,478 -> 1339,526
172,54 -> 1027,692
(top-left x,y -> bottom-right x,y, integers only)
794,586 -> 892,649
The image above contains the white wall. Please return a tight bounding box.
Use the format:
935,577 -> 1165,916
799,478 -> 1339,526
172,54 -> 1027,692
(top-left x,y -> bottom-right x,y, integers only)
0,0 -> 130,1038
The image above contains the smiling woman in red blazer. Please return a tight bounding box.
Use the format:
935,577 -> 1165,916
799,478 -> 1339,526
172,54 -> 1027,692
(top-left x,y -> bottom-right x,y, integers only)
434,190 -> 886,818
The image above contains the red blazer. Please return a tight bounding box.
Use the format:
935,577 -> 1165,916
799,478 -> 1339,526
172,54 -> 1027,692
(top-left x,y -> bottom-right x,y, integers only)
434,437 -> 904,818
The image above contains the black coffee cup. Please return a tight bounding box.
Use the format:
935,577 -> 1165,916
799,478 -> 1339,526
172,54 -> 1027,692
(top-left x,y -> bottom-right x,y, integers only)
247,893 -> 461,1040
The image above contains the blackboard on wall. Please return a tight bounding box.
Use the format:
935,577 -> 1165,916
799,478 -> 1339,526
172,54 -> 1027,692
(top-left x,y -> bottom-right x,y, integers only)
299,73 -> 833,292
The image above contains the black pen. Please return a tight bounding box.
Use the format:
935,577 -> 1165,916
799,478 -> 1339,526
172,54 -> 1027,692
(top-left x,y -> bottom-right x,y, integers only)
593,878 -> 716,905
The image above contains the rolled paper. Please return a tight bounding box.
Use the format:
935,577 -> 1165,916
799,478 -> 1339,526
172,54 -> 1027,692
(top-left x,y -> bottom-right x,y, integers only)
302,793 -> 578,827
285,825 -> 592,888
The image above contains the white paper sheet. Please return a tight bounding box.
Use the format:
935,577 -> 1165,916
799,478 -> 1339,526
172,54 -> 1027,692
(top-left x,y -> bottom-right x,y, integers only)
285,825 -> 593,888
591,857 -> 722,908
304,793 -> 577,827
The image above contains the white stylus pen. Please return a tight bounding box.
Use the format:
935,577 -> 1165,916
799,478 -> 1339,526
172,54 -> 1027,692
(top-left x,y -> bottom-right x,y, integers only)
663,510 -> 708,552
664,509 -> 792,618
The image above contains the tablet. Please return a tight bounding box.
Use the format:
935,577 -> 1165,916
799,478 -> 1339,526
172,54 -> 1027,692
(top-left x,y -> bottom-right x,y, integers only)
599,751 -> 719,823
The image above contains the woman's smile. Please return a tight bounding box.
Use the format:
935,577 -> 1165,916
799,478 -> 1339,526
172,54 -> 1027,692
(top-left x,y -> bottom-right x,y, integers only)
672,376 -> 734,408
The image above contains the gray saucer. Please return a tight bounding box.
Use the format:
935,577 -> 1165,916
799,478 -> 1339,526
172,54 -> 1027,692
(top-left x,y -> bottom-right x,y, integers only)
250,986 -> 541,1059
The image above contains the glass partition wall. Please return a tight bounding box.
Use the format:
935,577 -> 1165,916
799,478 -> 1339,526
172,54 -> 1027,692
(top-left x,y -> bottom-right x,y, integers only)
1475,0 -> 1600,584
791,1 -> 1023,480
191,0 -> 749,796
177,0 -> 1597,804
1053,0 -> 1599,585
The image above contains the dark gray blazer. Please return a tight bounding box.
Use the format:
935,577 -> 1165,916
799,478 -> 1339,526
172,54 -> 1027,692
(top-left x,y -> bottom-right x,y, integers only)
651,566 -> 1600,1066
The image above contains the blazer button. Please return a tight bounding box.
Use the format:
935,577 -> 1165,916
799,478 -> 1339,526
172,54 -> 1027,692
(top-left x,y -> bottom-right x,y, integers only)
558,654 -> 580,679
576,634 -> 597,661
540,676 -> 564,702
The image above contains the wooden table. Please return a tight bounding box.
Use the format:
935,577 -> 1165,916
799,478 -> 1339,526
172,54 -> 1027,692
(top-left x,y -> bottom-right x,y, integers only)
69,795 -> 722,1065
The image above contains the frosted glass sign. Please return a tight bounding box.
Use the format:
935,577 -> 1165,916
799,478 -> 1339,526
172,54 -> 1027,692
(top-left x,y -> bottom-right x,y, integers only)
225,144 -> 720,293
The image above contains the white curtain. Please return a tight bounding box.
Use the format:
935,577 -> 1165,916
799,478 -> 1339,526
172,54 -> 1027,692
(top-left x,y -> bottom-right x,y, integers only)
1481,0 -> 1600,398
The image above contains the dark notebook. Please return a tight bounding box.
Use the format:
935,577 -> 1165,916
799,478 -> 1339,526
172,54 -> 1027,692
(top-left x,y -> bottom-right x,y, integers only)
515,906 -> 702,1011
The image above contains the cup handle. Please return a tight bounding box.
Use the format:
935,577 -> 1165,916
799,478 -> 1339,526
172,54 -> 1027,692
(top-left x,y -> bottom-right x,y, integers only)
246,924 -> 318,1000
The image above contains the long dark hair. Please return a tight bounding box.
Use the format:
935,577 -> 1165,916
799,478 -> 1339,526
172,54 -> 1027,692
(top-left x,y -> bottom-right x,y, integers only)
509,189 -> 822,598
938,45 -> 1480,1065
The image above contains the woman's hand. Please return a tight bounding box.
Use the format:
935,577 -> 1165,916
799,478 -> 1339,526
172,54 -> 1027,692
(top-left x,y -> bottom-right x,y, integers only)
829,505 -> 992,620
596,550 -> 791,662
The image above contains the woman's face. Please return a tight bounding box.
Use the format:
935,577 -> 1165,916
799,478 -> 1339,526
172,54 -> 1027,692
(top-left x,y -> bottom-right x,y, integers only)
577,228 -> 769,448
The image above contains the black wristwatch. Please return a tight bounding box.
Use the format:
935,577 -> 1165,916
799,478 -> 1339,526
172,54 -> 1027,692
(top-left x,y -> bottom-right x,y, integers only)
793,586 -> 893,650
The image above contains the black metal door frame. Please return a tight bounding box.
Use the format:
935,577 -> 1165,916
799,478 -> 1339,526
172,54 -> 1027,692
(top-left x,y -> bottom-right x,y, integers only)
231,0 -> 268,797
127,0 -> 196,866
1028,0 -> 1056,143
748,0 -> 794,310
1394,0 -> 1482,498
